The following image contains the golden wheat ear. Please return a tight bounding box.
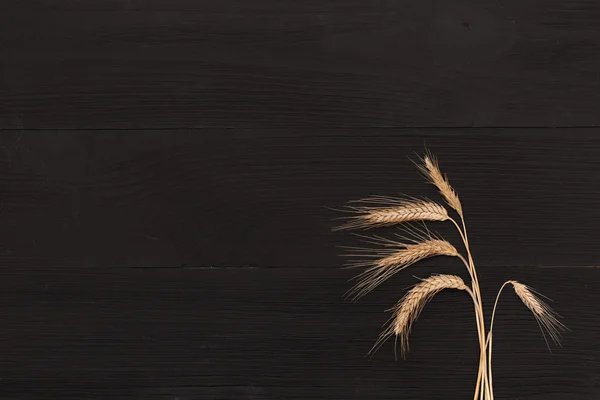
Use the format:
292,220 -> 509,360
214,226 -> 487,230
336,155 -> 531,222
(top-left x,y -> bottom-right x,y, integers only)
509,281 -> 568,349
368,274 -> 469,359
415,151 -> 463,217
342,234 -> 460,301
332,196 -> 449,231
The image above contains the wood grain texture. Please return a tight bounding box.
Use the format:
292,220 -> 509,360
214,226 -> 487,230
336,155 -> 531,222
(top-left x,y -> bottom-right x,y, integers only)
1,130 -> 600,269
0,265 -> 596,399
3,0 -> 600,128
3,0 -> 600,397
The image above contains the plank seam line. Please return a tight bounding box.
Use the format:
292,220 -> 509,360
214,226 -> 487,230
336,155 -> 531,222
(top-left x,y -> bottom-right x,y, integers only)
1,126 -> 600,132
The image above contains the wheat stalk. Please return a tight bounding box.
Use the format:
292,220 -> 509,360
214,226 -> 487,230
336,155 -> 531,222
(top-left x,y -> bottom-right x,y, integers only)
485,281 -> 567,398
415,151 -> 492,399
332,197 -> 449,231
369,274 -> 470,359
334,151 -> 566,400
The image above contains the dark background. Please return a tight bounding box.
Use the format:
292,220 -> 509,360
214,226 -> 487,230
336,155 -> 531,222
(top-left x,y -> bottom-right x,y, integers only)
1,1 -> 599,399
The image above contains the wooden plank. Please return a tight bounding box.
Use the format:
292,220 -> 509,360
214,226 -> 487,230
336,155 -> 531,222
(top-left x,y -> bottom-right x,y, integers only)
1,130 -> 600,269
3,1 -> 600,128
0,265 -> 595,399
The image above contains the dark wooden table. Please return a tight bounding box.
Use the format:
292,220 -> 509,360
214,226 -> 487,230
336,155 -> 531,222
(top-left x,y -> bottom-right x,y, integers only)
1,1 -> 599,399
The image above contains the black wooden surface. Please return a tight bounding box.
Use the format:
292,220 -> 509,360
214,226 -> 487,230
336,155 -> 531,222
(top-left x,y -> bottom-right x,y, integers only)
0,131 -> 600,270
0,132 -> 598,399
4,0 -> 600,128
0,266 -> 597,399
2,1 -> 600,399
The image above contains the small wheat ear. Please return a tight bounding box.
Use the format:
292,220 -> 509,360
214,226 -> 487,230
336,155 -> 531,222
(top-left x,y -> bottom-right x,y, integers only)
368,274 -> 470,359
509,280 -> 567,348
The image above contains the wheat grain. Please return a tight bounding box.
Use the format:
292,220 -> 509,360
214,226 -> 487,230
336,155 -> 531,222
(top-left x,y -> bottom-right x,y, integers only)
418,152 -> 463,216
369,274 -> 469,359
345,238 -> 459,300
509,281 -> 567,348
332,198 -> 449,231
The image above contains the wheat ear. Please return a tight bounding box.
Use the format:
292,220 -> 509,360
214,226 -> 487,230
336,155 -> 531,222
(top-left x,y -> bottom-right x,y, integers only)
369,274 -> 470,359
509,281 -> 566,347
343,236 -> 460,300
417,152 -> 463,217
332,197 -> 449,231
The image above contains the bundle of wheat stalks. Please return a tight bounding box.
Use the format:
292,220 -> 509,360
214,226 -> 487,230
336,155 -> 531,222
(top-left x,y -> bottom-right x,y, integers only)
333,152 -> 566,400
